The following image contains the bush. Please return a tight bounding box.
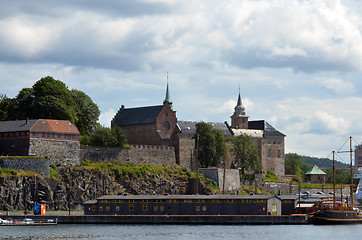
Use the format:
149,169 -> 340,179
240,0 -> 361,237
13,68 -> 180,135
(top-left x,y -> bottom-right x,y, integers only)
0,167 -> 19,176
264,171 -> 279,182
50,164 -> 59,179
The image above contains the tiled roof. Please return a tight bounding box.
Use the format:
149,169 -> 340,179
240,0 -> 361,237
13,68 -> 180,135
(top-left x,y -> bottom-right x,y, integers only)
305,165 -> 326,175
31,119 -> 79,134
113,105 -> 163,126
248,120 -> 285,137
177,121 -> 233,136
0,119 -> 38,132
0,119 -> 79,134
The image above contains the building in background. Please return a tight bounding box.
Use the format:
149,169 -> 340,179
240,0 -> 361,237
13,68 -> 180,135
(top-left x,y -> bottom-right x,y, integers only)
303,165 -> 326,184
355,144 -> 362,171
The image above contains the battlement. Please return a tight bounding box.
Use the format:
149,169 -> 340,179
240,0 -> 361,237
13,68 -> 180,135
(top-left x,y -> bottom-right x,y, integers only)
130,144 -> 174,150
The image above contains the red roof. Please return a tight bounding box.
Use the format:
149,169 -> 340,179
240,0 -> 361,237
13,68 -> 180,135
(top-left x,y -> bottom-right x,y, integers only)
30,119 -> 79,134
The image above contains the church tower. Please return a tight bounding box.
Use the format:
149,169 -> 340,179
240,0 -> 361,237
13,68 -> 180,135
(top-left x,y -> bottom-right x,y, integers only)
230,92 -> 248,129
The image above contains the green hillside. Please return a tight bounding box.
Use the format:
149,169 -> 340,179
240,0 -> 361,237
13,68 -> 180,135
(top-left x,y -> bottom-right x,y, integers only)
300,155 -> 350,169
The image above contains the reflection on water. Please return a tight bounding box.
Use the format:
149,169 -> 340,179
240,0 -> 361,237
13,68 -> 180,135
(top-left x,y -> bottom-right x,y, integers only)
1,224 -> 362,240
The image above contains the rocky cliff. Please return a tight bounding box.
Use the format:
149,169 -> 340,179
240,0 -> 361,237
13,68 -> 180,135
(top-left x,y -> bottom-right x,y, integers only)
0,163 -> 215,211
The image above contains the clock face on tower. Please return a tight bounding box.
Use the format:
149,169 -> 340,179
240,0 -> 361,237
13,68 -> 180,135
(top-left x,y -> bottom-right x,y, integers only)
163,121 -> 170,130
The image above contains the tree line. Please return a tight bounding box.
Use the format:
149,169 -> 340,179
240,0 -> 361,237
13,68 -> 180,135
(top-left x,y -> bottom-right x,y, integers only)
285,153 -> 353,184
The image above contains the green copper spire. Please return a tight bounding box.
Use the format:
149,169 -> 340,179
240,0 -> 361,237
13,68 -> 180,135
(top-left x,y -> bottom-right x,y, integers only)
163,73 -> 173,105
164,81 -> 172,104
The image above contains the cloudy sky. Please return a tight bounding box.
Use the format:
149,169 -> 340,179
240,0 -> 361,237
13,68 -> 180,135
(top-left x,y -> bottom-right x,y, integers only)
1,0 -> 362,162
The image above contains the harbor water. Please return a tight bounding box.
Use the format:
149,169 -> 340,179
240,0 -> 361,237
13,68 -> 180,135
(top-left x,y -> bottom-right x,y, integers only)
1,224 -> 362,240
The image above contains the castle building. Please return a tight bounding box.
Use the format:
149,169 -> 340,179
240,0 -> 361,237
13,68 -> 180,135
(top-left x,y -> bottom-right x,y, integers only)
0,119 -> 80,165
112,85 -> 286,178
111,82 -> 177,147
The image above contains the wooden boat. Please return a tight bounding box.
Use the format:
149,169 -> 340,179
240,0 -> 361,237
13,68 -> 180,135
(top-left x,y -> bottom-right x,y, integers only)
311,137 -> 362,224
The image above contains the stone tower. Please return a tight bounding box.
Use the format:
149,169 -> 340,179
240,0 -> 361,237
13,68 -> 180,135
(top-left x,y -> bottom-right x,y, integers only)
230,92 -> 249,129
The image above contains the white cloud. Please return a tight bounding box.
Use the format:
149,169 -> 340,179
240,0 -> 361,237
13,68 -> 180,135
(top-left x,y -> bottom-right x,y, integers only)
99,108 -> 116,127
309,111 -> 350,135
320,78 -> 355,95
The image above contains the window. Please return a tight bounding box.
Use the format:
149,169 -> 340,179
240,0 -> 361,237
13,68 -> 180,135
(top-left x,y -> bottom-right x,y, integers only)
143,204 -> 148,211
116,206 -> 120,211
154,206 -> 158,211
160,206 -> 164,211
99,206 -> 103,212
196,206 -> 200,211
272,203 -> 277,215
277,149 -> 281,158
202,206 -> 207,211
129,204 -> 134,211
91,206 -> 96,211
106,206 -> 110,211
268,149 -> 271,158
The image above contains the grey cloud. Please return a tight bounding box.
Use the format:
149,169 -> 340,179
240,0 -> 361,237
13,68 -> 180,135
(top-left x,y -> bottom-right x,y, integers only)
222,48 -> 356,73
0,0 -> 174,19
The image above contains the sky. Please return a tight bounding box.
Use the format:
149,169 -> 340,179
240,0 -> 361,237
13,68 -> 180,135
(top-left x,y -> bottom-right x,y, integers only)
0,0 -> 362,163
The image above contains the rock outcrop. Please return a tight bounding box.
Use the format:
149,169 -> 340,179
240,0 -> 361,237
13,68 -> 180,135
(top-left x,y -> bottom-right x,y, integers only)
0,165 -> 208,211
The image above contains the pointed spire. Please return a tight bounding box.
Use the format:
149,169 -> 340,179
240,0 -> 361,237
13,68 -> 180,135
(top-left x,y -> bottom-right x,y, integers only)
234,89 -> 245,115
163,72 -> 173,106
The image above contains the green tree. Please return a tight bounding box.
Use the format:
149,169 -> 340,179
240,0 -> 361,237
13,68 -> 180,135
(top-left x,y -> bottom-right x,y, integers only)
325,169 -> 350,184
89,125 -> 127,148
195,122 -> 225,168
111,125 -> 128,147
0,94 -> 16,120
31,76 -> 76,122
231,134 -> 261,175
71,89 -> 100,135
285,153 -> 302,175
0,76 -> 100,135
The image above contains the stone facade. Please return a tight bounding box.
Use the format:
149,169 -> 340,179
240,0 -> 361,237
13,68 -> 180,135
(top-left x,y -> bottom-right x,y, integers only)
259,136 -> 285,177
81,145 -> 175,167
174,135 -> 195,169
200,168 -> 241,192
29,139 -> 80,166
0,157 -> 50,176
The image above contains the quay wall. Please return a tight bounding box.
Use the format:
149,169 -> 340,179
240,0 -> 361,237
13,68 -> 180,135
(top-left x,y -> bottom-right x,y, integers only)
10,214 -> 309,225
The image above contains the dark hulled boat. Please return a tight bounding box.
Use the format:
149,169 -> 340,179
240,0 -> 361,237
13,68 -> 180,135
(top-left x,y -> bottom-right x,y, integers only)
312,202 -> 362,224
311,137 -> 362,224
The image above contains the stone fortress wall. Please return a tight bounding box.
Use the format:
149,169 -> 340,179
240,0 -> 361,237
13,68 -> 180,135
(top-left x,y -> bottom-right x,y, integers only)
0,156 -> 50,177
81,145 -> 176,167
29,138 -> 80,166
